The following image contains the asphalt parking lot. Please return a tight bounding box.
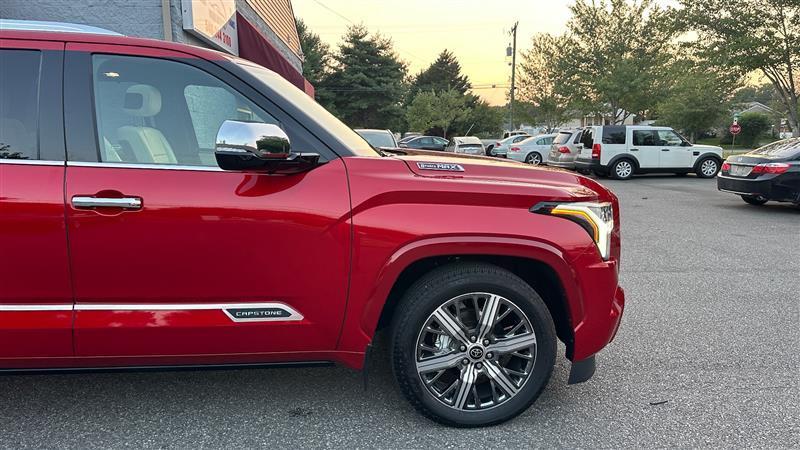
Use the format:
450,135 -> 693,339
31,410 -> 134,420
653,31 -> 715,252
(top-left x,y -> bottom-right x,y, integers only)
0,175 -> 797,448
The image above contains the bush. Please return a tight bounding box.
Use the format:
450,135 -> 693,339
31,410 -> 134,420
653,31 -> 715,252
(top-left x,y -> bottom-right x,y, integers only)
735,112 -> 772,147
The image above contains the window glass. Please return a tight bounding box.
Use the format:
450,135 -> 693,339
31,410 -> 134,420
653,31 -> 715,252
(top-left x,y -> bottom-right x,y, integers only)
580,128 -> 595,149
572,131 -> 583,144
513,136 -> 528,143
544,137 -> 554,145
657,130 -> 683,146
602,126 -> 626,144
92,54 -> 277,166
750,138 -> 800,158
0,50 -> 41,160
553,132 -> 572,145
633,130 -> 657,146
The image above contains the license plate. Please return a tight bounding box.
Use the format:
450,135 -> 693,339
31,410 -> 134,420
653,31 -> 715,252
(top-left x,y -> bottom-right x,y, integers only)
730,165 -> 752,177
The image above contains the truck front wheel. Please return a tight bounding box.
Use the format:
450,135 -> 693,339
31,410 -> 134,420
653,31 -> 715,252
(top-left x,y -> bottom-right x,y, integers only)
390,262 -> 556,427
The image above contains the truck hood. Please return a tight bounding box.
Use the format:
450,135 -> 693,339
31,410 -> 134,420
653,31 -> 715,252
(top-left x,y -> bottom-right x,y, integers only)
387,148 -> 605,201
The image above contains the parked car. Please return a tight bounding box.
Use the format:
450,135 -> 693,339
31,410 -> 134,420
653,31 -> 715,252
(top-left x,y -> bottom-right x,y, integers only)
446,136 -> 486,155
398,135 -> 448,151
502,129 -> 529,139
507,134 -> 557,165
489,134 -> 530,158
0,20 -> 625,427
355,128 -> 398,149
398,134 -> 421,145
717,138 -> 800,206
547,129 -> 584,170
574,125 -> 724,180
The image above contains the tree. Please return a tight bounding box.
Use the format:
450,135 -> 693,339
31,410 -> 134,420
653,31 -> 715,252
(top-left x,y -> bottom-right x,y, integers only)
296,19 -> 331,87
567,0 -> 673,123
737,112 -> 772,147
408,50 -> 471,100
518,34 -> 575,130
460,100 -> 504,137
676,0 -> 799,136
322,25 -> 408,129
656,62 -> 738,142
406,89 -> 469,138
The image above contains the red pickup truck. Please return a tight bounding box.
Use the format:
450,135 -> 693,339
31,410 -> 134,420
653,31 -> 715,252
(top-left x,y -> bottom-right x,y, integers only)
0,21 -> 624,426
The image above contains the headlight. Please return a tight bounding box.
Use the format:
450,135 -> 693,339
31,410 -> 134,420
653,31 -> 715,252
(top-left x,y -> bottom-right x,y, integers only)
531,201 -> 614,260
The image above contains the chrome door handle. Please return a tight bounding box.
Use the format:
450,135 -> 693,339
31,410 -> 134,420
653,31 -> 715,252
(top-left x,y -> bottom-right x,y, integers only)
72,196 -> 142,210
661,149 -> 670,152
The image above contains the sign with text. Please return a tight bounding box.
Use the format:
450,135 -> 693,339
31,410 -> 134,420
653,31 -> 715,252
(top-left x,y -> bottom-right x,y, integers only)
182,0 -> 239,55
729,123 -> 741,135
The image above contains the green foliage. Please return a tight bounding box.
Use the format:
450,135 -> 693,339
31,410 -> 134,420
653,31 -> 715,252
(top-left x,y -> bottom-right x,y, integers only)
296,19 -> 331,87
319,25 -> 408,130
408,50 -> 471,99
406,89 -> 470,138
518,34 -> 575,130
461,100 -> 504,137
656,61 -> 737,142
736,112 -> 773,147
676,0 -> 799,136
567,0 -> 673,123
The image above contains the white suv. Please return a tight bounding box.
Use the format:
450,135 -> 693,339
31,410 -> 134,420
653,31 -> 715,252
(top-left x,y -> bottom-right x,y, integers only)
573,125 -> 724,180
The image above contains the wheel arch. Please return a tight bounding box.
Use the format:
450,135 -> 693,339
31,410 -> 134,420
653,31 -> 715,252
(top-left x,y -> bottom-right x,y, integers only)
355,237 -> 584,361
608,154 -> 639,172
693,152 -> 723,170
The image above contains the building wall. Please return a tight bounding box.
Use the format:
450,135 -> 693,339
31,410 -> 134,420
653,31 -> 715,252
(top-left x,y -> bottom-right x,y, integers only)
0,0 -> 167,40
1,0 -> 302,73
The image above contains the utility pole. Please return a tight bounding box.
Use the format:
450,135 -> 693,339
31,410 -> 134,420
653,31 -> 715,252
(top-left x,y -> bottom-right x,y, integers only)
509,21 -> 518,132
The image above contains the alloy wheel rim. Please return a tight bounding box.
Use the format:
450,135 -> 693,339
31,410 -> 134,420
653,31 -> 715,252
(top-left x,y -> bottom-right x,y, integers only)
415,292 -> 537,411
701,160 -> 717,176
616,161 -> 632,178
527,153 -> 541,165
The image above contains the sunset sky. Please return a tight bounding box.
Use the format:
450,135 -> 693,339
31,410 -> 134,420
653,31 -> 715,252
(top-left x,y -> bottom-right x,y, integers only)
292,0 -> 577,105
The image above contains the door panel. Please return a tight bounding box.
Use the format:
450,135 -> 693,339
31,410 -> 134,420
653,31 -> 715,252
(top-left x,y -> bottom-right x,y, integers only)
630,130 -> 660,168
67,162 -> 351,356
656,130 -> 693,168
0,41 -> 72,359
63,44 -> 352,358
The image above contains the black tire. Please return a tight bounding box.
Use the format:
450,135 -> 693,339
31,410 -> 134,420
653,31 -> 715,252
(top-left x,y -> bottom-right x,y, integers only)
609,159 -> 635,180
524,152 -> 542,165
741,195 -> 768,206
390,262 -> 556,427
695,157 -> 720,178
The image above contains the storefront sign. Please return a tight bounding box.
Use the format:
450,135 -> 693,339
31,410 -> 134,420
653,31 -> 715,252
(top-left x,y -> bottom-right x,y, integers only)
182,0 -> 239,55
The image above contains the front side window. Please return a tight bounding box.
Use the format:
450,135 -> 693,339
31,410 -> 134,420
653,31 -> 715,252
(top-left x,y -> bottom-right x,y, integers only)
0,49 -> 41,160
92,54 -> 277,166
657,130 -> 683,146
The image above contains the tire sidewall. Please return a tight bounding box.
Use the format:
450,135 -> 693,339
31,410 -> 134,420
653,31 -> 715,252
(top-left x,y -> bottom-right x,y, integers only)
611,159 -> 634,180
392,268 -> 556,427
525,152 -> 542,165
696,157 -> 720,178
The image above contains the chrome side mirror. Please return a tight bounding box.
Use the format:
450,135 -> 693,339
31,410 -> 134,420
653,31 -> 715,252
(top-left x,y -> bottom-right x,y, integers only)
215,120 -> 320,173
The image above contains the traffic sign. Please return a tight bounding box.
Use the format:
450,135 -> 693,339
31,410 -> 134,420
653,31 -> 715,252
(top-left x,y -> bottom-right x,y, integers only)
729,123 -> 741,135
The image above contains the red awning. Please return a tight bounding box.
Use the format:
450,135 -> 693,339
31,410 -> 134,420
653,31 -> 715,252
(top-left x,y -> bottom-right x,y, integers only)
236,12 -> 314,98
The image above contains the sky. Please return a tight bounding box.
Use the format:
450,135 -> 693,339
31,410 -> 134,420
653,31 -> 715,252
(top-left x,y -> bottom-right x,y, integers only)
292,0 -> 577,105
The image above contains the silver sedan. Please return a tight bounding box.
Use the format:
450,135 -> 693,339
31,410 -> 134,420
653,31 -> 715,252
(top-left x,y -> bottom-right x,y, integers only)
506,134 -> 557,165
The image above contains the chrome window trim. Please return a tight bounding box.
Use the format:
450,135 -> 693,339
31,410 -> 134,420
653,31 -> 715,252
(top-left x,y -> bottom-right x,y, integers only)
0,304 -> 73,311
0,159 -> 64,166
66,161 -> 225,172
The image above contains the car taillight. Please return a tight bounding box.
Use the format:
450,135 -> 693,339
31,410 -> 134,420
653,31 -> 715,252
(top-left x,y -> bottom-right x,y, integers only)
510,147 -> 520,152
591,143 -> 602,159
558,146 -> 571,154
721,162 -> 731,172
752,163 -> 790,174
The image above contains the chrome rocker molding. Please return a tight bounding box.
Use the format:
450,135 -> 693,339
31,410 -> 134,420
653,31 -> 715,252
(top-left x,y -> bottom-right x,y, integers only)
0,303 -> 303,322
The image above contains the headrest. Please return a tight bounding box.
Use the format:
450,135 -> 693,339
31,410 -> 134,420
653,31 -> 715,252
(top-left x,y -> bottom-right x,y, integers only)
123,84 -> 162,117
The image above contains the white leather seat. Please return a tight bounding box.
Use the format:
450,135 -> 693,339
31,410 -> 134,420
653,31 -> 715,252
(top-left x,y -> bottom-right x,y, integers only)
116,84 -> 177,164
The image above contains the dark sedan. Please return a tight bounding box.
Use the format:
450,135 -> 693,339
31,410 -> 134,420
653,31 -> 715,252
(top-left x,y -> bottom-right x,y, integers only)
398,135 -> 448,151
718,138 -> 800,206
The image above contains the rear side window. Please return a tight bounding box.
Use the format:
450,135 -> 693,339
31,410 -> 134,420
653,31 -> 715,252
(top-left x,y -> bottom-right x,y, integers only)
0,50 -> 41,160
633,130 -> 657,146
602,126 -> 626,144
553,132 -> 572,145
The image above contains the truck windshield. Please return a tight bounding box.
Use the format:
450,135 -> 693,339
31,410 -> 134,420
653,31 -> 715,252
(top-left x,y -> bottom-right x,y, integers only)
234,60 -> 380,157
